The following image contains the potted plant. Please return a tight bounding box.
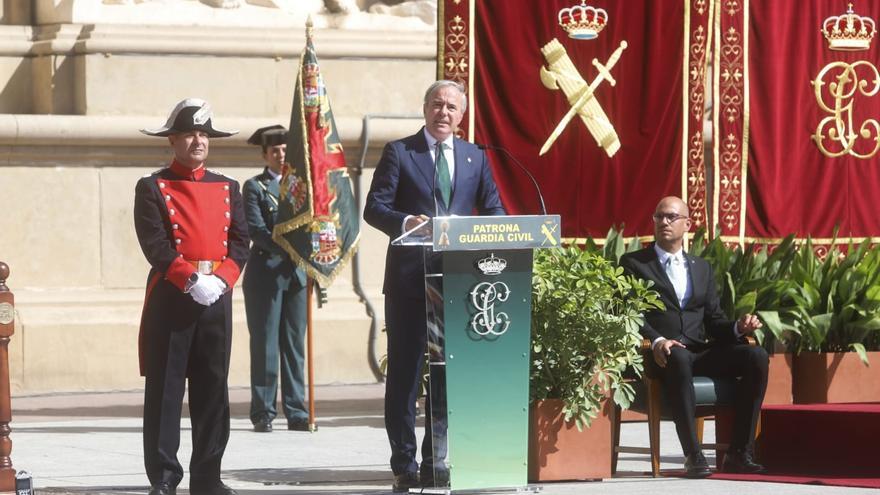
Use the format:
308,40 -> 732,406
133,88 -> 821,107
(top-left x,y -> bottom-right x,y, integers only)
691,228 -> 800,404
757,237 -> 880,403
529,245 -> 661,481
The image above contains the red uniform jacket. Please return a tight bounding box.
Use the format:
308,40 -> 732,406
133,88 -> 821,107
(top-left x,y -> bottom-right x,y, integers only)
133,160 -> 250,375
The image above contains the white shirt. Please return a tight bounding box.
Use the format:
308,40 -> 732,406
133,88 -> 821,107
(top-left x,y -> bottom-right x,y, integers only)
266,167 -> 281,182
653,244 -> 691,308
400,131 -> 457,233
423,128 -> 455,184
651,244 -> 741,349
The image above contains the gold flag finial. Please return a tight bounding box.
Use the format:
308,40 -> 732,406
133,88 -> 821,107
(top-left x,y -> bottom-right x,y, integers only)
306,15 -> 314,41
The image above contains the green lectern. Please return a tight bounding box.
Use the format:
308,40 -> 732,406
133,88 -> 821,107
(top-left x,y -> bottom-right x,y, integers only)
398,214 -> 560,494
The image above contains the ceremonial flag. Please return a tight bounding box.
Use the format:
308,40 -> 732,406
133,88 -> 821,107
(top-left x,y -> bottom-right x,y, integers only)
273,21 -> 359,286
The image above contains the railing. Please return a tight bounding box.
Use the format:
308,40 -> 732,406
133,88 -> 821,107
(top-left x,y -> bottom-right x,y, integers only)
0,261 -> 15,491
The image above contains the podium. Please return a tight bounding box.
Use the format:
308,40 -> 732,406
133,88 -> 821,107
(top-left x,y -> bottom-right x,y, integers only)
394,214 -> 561,493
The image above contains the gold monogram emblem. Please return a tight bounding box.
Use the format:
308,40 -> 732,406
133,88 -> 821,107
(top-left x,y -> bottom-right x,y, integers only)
812,60 -> 880,159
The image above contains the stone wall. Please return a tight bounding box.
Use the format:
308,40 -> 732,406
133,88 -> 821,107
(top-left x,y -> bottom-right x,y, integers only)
0,11 -> 436,393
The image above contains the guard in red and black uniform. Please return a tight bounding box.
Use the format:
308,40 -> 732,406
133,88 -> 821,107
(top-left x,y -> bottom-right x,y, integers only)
134,98 -> 248,495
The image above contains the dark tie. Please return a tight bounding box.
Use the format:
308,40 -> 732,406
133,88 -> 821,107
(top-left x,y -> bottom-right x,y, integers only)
435,142 -> 452,208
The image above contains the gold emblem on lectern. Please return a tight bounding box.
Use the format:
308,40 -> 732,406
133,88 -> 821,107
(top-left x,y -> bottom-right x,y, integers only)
539,39 -> 627,157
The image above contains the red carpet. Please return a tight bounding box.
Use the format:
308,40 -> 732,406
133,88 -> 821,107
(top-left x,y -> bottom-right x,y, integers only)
760,403 -> 880,475
665,403 -> 880,488
717,403 -> 880,488
709,472 -> 880,489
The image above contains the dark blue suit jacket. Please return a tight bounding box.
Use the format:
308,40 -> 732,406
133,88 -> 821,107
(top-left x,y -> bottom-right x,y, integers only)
364,128 -> 506,296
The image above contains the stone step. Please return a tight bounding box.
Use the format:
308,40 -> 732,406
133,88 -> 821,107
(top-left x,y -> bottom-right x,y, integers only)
758,403 -> 880,477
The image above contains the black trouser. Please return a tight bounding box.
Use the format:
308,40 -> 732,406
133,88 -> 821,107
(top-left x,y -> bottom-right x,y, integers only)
142,281 -> 232,488
384,290 -> 445,476
658,343 -> 768,456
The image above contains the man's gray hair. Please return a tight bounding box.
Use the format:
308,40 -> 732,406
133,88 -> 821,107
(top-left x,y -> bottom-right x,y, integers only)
423,80 -> 467,113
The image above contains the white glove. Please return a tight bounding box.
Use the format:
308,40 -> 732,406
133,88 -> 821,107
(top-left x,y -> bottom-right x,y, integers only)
188,274 -> 225,306
203,274 -> 227,298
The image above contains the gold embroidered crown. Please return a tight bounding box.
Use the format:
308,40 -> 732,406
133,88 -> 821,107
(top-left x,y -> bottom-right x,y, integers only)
477,253 -> 507,276
822,3 -> 876,51
558,1 -> 608,40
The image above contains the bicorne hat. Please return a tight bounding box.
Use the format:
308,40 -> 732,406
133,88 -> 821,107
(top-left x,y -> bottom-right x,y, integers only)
140,98 -> 238,138
247,125 -> 288,147
248,124 -> 287,147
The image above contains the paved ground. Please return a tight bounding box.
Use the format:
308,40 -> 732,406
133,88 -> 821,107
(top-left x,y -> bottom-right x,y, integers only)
9,384 -> 875,494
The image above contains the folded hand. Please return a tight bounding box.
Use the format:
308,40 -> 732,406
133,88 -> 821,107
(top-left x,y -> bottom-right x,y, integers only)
188,274 -> 226,306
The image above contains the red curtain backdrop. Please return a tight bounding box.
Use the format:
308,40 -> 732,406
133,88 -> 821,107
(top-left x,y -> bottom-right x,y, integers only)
718,1 -> 880,243
439,0 -> 712,240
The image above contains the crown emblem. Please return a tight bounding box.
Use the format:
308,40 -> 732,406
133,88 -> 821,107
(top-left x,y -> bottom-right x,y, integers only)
477,253 -> 507,276
822,3 -> 876,51
558,1 -> 608,40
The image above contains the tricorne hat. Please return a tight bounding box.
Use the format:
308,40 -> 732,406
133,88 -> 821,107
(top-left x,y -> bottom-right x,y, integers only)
247,125 -> 288,147
140,98 -> 238,138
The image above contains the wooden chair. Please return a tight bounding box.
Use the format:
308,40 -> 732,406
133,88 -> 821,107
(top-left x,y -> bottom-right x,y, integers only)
611,338 -> 755,477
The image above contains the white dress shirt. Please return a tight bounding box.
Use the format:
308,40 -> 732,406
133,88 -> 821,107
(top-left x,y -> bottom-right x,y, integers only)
651,244 -> 740,349
401,130 -> 457,234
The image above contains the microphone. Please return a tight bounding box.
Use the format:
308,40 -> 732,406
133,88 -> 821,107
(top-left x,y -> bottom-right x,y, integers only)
478,144 -> 547,215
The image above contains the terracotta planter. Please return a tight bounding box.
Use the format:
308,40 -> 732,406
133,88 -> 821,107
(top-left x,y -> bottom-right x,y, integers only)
763,353 -> 793,405
528,398 -> 611,481
792,351 -> 880,404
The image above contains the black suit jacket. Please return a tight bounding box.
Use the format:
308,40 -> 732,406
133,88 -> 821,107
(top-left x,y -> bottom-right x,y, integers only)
619,245 -> 737,347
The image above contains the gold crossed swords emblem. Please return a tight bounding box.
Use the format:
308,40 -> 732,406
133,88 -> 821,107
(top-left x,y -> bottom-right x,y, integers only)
539,39 -> 628,157
540,222 -> 559,246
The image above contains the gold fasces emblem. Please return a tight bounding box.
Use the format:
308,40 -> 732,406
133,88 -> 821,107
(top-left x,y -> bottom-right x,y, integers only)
539,38 -> 627,157
812,60 -> 880,159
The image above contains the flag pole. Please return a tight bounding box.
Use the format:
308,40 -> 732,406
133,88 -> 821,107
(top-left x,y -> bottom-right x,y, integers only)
306,276 -> 316,431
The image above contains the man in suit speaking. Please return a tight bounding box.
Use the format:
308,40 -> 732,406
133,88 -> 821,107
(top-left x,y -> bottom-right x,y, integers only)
619,196 -> 769,478
364,80 -> 506,492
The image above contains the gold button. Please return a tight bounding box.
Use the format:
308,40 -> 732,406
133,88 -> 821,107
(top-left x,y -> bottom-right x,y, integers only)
175,239 -> 181,245
222,240 -> 228,247
224,212 -> 230,218
169,208 -> 175,216
165,194 -> 171,201
172,224 -> 179,230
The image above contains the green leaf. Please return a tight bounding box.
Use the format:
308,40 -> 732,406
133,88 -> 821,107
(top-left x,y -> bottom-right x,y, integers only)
735,291 -> 757,318
850,342 -> 870,366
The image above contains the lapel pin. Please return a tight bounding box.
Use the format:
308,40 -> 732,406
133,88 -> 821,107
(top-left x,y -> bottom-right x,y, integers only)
467,156 -> 472,163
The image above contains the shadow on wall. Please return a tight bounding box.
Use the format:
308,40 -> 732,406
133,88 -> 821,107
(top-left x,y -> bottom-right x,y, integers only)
0,59 -> 35,114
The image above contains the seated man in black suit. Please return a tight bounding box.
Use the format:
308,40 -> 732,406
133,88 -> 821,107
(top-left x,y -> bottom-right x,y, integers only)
619,196 -> 769,478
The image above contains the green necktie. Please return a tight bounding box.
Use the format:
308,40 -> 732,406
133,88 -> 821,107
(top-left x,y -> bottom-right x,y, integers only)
436,142 -> 452,208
